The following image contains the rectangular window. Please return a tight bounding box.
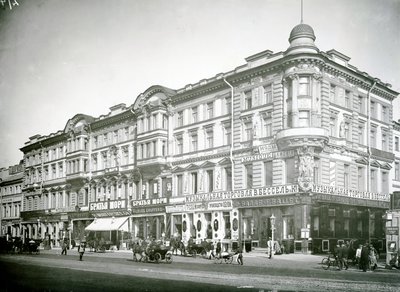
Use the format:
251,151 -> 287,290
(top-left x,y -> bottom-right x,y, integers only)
163,115 -> 168,129
245,164 -> 253,189
263,114 -> 272,137
192,106 -> 198,123
344,164 -> 349,188
225,167 -> 232,191
191,172 -> 198,194
381,105 -> 387,123
358,96 -> 365,114
176,136 -> 183,154
152,114 -> 157,129
264,161 -> 273,186
370,101 -> 376,118
382,133 -> 387,151
177,175 -> 183,195
358,167 -> 365,191
330,117 -> 336,137
298,110 -> 310,127
146,142 -> 151,158
285,158 -> 296,184
244,90 -> 252,110
263,84 -> 272,104
177,111 -> 183,127
345,90 -> 351,108
395,136 -> 399,151
382,171 -> 389,194
370,128 -> 376,148
298,77 -> 310,96
223,124 -> 231,146
206,129 -> 213,148
395,162 -> 400,181
370,169 -> 377,192
244,122 -> 252,141
330,85 -> 336,102
191,133 -> 198,152
207,102 -> 214,119
345,122 -> 350,140
225,97 -> 231,114
358,125 -> 364,144
207,170 -> 214,192
162,141 -> 166,156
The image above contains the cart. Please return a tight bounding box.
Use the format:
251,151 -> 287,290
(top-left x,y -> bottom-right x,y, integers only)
142,241 -> 173,264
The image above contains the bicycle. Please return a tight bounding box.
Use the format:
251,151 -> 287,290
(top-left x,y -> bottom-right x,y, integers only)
322,254 -> 342,270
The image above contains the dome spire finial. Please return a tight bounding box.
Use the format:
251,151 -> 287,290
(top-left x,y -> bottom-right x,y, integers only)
301,0 -> 304,24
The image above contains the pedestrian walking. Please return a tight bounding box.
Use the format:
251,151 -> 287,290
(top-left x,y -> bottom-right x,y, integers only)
355,244 -> 362,268
368,244 -> 378,271
236,245 -> 243,265
267,237 -> 273,259
78,241 -> 86,261
340,242 -> 348,270
360,243 -> 370,272
216,239 -> 222,258
61,238 -> 68,255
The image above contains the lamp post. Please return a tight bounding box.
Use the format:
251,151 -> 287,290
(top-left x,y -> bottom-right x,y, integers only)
270,214 -> 276,258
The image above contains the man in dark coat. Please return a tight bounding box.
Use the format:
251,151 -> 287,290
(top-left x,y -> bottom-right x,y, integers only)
61,238 -> 68,255
360,243 -> 370,272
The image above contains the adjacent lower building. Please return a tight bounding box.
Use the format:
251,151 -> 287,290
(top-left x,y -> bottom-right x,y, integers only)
0,163 -> 23,238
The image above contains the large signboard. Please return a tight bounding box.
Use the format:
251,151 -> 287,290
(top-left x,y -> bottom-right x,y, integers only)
312,185 -> 389,202
185,184 -> 299,203
240,150 -> 295,163
131,197 -> 168,207
131,206 -> 165,214
89,199 -> 127,211
233,196 -> 302,208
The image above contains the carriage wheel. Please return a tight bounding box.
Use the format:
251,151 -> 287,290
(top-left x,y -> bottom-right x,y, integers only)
226,255 -> 233,264
165,252 -> 173,264
154,253 -> 162,263
214,256 -> 222,264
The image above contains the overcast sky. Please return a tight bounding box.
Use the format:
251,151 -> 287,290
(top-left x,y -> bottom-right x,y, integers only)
0,0 -> 399,167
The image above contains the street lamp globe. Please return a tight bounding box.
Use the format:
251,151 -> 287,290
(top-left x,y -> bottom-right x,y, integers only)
270,214 -> 275,225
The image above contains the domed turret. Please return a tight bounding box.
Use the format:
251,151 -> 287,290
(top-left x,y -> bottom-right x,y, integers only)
285,23 -> 318,55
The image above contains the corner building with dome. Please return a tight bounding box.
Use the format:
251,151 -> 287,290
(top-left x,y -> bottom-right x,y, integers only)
131,22 -> 398,254
18,22 -> 398,254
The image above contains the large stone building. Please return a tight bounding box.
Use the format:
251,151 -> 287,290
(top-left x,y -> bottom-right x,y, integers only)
8,22 -> 399,253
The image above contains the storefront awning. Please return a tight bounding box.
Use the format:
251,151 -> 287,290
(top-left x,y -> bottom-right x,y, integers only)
85,216 -> 129,232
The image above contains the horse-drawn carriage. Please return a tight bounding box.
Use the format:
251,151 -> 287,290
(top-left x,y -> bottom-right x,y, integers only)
186,240 -> 213,258
133,240 -> 172,264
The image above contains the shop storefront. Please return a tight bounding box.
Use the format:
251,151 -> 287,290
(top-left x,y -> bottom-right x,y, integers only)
131,198 -> 167,241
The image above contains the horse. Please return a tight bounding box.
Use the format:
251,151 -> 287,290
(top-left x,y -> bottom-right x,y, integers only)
170,237 -> 185,256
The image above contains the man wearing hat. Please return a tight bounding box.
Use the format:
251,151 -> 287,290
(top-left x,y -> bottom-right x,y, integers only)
78,240 -> 86,261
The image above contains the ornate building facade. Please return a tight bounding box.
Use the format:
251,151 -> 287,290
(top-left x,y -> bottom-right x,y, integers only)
9,22 -> 398,253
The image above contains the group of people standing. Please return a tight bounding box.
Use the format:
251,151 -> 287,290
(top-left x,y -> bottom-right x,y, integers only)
333,240 -> 378,272
355,242 -> 378,272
